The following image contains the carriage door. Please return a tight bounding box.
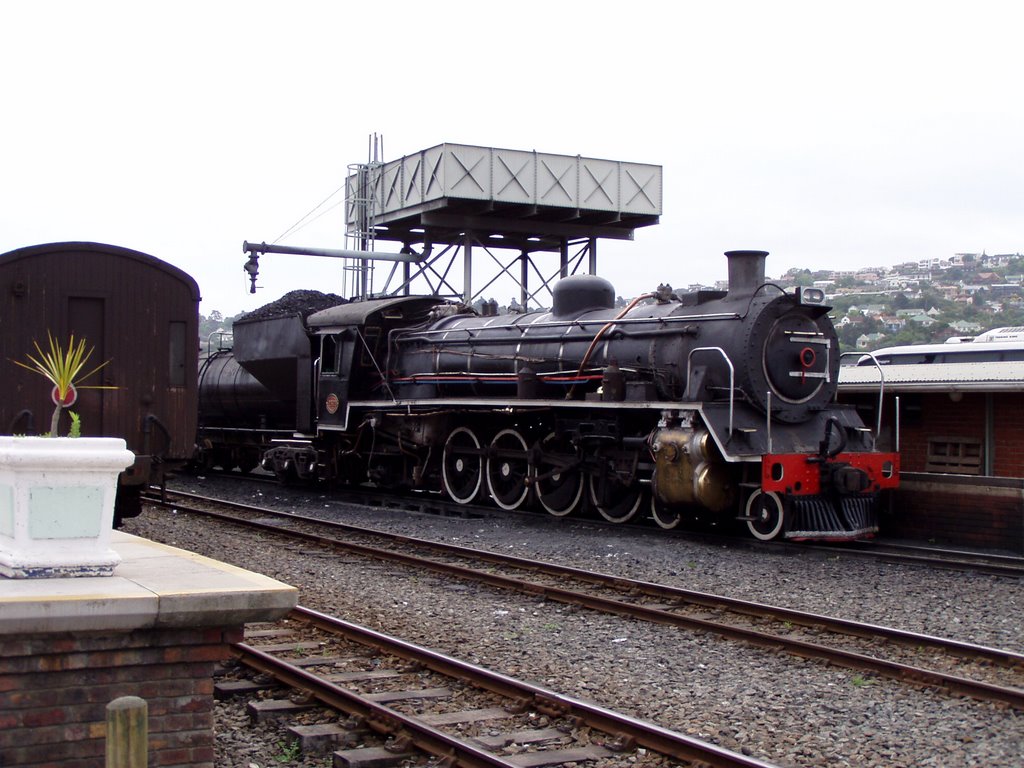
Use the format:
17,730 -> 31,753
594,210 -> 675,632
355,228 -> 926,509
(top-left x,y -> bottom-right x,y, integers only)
67,297 -> 106,436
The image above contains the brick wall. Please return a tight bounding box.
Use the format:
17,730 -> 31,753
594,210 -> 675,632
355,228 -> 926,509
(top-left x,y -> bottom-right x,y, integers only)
0,625 -> 243,768
992,393 -> 1024,477
841,390 -> 1024,552
887,474 -> 1024,553
849,391 -> 1024,476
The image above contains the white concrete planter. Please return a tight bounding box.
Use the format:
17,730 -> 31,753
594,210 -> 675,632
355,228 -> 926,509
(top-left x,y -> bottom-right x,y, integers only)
0,437 -> 135,578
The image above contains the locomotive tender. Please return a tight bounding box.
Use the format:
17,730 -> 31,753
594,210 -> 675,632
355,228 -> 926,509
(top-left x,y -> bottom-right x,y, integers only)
201,250 -> 898,540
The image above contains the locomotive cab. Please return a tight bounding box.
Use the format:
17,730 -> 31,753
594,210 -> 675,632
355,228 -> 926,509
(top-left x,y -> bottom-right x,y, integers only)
307,296 -> 450,432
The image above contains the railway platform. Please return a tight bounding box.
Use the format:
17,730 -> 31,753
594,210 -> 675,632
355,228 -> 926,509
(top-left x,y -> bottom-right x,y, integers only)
0,532 -> 298,767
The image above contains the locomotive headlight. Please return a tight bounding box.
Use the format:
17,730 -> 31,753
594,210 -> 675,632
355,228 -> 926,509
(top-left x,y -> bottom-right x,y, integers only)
796,286 -> 826,305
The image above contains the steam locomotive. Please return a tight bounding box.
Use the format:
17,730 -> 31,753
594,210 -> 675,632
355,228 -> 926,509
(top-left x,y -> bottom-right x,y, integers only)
197,250 -> 898,541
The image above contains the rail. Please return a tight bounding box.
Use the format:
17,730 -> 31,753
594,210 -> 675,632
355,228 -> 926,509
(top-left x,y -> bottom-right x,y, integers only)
239,606 -> 781,768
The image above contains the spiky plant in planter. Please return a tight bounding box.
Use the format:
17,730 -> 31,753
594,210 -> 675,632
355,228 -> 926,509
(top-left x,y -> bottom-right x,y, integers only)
11,332 -> 114,436
2,334 -> 132,578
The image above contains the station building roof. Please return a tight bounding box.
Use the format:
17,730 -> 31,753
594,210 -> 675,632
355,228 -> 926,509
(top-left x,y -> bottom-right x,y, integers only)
838,361 -> 1024,393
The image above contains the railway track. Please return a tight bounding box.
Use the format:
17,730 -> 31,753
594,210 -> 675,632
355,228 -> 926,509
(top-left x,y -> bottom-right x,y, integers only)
829,539 -> 1024,578
189,472 -> 1024,578
148,489 -> 1024,711
226,605 -> 777,767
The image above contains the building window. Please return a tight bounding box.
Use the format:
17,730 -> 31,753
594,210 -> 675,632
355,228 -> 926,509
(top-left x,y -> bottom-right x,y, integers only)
926,436 -> 982,474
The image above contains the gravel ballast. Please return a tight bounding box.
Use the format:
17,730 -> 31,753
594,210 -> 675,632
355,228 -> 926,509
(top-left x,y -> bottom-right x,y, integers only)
123,477 -> 1023,767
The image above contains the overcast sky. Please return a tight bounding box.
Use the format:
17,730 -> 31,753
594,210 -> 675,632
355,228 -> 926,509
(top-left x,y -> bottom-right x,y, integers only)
2,1 -> 1021,317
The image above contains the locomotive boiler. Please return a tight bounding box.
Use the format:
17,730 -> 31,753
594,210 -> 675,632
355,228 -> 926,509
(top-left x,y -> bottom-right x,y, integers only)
200,250 -> 898,541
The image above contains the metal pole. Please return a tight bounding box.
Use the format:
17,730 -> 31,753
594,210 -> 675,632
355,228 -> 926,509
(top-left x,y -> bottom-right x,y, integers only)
985,392 -> 994,475
520,250 -> 529,309
106,696 -> 147,768
242,241 -> 420,263
895,395 -> 901,453
463,234 -> 473,304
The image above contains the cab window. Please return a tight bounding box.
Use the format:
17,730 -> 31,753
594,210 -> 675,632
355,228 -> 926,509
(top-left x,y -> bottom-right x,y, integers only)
321,334 -> 340,374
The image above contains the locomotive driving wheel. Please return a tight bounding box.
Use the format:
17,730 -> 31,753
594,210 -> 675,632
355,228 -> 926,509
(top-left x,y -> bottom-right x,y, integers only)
442,426 -> 484,504
650,495 -> 682,529
589,471 -> 644,523
534,432 -> 584,517
745,489 -> 785,540
486,429 -> 531,510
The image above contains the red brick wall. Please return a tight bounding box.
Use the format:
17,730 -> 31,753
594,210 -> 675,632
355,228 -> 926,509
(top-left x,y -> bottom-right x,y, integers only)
895,393 -> 986,472
840,391 -> 1024,551
992,393 -> 1024,477
848,391 -> 1024,476
0,626 -> 242,768
887,474 -> 1024,553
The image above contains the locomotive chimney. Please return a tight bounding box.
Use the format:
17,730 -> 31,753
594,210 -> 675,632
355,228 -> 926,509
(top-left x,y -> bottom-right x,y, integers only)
724,250 -> 768,297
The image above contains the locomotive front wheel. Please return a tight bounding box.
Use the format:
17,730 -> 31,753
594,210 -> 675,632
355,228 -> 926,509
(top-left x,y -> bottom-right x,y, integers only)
486,429 -> 531,510
589,472 -> 644,524
745,489 -> 785,541
535,432 -> 584,517
651,495 -> 682,530
442,426 -> 484,504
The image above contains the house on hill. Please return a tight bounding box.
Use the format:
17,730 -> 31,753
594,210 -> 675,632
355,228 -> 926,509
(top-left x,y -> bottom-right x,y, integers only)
850,304 -> 886,316
856,332 -> 887,349
949,320 -> 983,334
878,315 -> 905,333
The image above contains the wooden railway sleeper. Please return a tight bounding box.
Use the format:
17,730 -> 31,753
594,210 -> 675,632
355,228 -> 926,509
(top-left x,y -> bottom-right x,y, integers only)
384,735 -> 414,753
365,710 -> 404,737
504,696 -> 532,714
533,693 -> 571,718
605,733 -> 638,752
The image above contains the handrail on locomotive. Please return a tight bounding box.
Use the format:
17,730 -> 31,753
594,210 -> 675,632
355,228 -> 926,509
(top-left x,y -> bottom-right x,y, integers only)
839,354 -> 888,444
686,346 -> 735,437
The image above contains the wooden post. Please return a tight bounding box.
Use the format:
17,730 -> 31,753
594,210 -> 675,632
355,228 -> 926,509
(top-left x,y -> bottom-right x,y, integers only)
106,696 -> 147,768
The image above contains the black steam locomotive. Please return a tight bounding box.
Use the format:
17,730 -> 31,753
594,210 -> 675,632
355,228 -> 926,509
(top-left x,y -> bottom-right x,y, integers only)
198,250 -> 898,541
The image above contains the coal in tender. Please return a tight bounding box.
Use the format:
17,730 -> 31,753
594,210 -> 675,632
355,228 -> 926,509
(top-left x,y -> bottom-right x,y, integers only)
237,290 -> 348,322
